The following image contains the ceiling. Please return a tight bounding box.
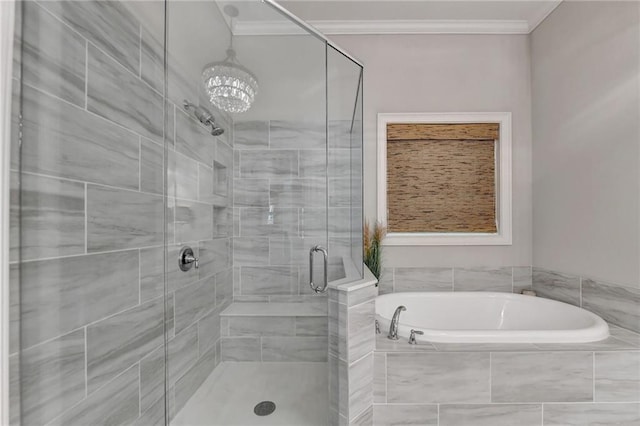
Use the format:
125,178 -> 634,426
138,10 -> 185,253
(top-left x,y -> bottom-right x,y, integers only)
225,0 -> 563,35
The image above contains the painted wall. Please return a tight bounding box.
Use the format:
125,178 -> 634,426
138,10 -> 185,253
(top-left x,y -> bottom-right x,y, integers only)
331,34 -> 533,268
531,1 -> 640,288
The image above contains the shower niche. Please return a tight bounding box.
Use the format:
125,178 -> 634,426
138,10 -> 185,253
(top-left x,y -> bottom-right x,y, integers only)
213,158 -> 231,239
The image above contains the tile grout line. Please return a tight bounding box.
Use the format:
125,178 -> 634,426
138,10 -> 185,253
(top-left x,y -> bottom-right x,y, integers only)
21,293 -> 166,353
489,352 -> 492,403
391,267 -> 395,293
84,183 -> 88,254
84,40 -> 88,110
592,351 -> 595,402
23,76 -> 163,145
138,249 -> 141,305
84,326 -> 88,398
452,268 -> 455,291
137,361 -> 142,418
19,169 -> 161,200
138,136 -> 142,192
384,352 -> 387,404
138,23 -> 142,79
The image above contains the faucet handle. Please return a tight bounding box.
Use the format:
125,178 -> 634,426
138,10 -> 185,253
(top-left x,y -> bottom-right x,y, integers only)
409,329 -> 424,345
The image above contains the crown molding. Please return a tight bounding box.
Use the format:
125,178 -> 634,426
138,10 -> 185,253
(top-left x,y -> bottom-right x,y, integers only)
234,18 -> 534,36
528,0 -> 563,32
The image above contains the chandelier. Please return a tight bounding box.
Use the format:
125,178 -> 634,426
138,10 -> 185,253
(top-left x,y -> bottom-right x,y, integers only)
202,6 -> 258,114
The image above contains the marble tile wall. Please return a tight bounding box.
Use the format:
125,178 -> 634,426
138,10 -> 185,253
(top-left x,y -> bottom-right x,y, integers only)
227,118 -> 356,362
219,315 -> 329,362
377,266 -> 533,295
374,265 -> 640,425
330,282 -> 377,425
10,1 -> 232,424
233,119 -> 353,301
374,331 -> 640,425
533,267 -> 640,333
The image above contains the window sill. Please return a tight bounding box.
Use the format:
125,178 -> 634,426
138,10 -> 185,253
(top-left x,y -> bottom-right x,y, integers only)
383,232 -> 513,246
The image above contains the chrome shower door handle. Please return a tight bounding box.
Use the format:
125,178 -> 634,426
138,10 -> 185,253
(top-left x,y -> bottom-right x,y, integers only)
309,245 -> 328,293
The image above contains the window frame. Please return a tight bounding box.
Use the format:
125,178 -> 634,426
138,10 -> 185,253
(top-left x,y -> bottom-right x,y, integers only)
377,112 -> 512,246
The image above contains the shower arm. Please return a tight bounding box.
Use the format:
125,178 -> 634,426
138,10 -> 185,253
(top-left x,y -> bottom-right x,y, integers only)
182,100 -> 224,137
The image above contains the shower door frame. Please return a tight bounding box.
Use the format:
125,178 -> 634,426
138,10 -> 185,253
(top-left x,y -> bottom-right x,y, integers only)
263,0 -> 363,68
0,1 -> 17,423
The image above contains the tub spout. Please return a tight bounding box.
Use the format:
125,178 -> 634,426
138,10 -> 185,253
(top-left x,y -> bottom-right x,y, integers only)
388,305 -> 406,340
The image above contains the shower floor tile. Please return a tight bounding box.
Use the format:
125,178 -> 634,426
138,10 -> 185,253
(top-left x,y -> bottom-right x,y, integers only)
172,362 -> 329,426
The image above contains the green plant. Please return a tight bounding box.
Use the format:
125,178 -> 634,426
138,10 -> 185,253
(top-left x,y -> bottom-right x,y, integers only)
363,220 -> 386,279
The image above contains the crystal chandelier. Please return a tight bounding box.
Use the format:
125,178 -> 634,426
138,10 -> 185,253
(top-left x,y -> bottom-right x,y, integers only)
202,6 -> 258,114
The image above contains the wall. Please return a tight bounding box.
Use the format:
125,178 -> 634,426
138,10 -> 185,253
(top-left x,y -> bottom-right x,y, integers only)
331,34 -> 532,268
223,118 -> 334,362
366,4 -> 640,425
220,30 -> 364,361
329,278 -> 377,425
373,326 -> 640,425
531,1 -> 640,289
9,1 -> 232,424
531,1 -> 640,337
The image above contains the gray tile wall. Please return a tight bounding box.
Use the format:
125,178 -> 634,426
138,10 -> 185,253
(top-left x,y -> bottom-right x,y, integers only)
233,119 -> 351,300
374,344 -> 640,425
377,266 -> 533,294
533,267 -> 640,333
330,284 -> 377,425
219,314 -> 329,362
228,119 -> 355,363
374,265 -> 640,425
10,1 -> 232,424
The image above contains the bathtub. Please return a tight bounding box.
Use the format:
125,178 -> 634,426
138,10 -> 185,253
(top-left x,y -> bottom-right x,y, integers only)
376,292 -> 609,343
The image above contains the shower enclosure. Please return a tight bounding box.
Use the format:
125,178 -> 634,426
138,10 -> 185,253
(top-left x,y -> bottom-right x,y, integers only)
8,0 -> 363,424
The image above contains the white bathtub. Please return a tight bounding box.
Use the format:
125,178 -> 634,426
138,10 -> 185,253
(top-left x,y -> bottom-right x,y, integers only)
376,292 -> 609,343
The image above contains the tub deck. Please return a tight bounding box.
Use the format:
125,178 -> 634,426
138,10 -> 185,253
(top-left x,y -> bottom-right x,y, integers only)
375,322 -> 640,352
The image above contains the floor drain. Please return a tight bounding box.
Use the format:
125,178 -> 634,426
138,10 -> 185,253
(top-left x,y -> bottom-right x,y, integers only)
254,401 -> 276,416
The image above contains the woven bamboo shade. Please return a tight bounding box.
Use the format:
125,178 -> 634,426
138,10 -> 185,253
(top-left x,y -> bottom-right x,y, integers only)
386,123 -> 498,233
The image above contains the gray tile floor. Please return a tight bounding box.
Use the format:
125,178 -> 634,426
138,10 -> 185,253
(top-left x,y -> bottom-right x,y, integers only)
172,362 -> 329,426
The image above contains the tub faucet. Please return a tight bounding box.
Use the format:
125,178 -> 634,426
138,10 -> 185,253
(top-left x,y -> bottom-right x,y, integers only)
388,305 -> 406,340
409,329 -> 424,345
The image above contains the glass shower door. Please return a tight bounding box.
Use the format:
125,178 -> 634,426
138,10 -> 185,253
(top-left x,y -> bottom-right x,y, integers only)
327,45 -> 364,281
9,0 -> 362,424
163,2 -> 234,420
165,1 -> 331,424
13,1 -> 168,424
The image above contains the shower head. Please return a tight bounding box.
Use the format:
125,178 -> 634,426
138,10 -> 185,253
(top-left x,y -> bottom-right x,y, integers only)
183,100 -> 225,137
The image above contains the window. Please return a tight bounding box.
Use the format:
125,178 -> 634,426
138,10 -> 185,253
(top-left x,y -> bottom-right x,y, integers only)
377,113 -> 512,246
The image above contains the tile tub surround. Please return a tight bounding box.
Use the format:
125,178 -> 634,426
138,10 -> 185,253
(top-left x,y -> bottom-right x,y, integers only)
373,326 -> 640,425
379,265 -> 640,335
532,267 -> 640,333
377,266 -> 532,294
10,1 -> 233,424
